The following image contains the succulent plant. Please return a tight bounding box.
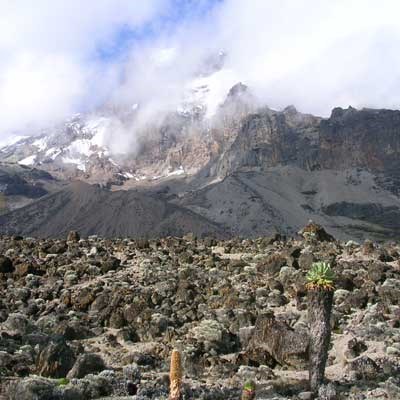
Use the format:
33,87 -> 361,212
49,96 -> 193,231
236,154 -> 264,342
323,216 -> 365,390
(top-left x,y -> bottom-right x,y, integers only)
306,262 -> 335,291
169,349 -> 183,400
307,262 -> 335,393
241,380 -> 256,400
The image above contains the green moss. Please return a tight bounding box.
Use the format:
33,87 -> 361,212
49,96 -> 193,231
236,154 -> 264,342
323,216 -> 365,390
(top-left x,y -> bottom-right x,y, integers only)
57,377 -> 70,386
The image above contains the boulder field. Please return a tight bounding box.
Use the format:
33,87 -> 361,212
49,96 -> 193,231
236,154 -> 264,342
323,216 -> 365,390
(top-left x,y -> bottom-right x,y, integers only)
0,230 -> 400,399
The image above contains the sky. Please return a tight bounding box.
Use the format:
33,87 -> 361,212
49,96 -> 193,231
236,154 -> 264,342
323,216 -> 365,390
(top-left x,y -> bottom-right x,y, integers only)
1,0 -> 400,139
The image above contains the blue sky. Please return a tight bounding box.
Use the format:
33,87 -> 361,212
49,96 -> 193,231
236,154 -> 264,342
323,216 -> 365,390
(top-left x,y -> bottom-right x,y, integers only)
97,0 -> 222,62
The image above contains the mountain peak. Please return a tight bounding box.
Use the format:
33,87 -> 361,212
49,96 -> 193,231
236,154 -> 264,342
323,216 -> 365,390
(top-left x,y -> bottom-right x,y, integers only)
227,82 -> 248,98
283,105 -> 298,115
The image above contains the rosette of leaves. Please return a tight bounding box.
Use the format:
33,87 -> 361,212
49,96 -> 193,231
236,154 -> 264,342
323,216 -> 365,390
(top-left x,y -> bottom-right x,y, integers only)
306,262 -> 335,291
241,380 -> 256,400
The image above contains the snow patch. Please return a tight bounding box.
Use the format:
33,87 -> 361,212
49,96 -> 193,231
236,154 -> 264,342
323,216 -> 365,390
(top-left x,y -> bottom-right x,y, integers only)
0,135 -> 29,150
152,166 -> 185,180
85,117 -> 110,148
62,157 -> 86,172
181,68 -> 240,118
67,139 -> 93,157
18,155 -> 36,166
167,165 -> 185,177
32,137 -> 48,151
45,148 -> 62,160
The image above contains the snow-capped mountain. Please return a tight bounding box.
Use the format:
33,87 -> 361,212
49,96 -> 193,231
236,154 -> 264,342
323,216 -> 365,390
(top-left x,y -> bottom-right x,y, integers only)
0,53 -> 252,186
0,114 -> 118,182
3,104 -> 400,242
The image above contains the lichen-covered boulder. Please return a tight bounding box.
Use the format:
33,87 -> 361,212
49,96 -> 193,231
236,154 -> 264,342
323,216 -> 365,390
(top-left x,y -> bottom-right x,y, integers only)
298,222 -> 335,242
67,353 -> 106,379
247,312 -> 309,368
36,340 -> 76,378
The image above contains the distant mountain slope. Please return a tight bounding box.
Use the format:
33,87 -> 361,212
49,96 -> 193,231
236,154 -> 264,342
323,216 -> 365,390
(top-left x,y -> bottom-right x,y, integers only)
1,166 -> 399,241
1,104 -> 400,241
0,163 -> 65,214
0,181 -> 225,238
176,167 -> 400,241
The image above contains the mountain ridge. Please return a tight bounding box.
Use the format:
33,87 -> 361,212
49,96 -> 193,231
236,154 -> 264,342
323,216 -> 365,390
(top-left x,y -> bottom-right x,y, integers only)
1,86 -> 400,241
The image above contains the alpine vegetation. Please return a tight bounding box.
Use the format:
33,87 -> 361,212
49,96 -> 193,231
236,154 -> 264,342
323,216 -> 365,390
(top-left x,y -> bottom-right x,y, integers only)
306,262 -> 336,393
240,380 -> 256,400
169,349 -> 183,400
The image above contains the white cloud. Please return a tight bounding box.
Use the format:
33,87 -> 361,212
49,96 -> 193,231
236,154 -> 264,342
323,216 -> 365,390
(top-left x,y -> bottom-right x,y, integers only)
0,52 -> 87,132
1,0 -> 400,141
111,0 -> 400,120
0,0 -> 170,136
210,0 -> 400,115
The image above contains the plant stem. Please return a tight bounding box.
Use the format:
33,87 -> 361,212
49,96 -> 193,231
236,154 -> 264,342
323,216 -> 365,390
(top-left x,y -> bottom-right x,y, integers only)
308,288 -> 334,393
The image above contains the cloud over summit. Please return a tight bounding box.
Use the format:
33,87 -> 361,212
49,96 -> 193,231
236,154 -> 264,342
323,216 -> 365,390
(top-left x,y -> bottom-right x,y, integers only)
1,0 -> 400,138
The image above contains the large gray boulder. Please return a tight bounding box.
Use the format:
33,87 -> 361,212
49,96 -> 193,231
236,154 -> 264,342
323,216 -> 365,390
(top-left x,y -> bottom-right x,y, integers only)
0,255 -> 14,273
248,312 -> 309,368
36,340 -> 76,378
6,377 -> 57,400
67,353 -> 106,379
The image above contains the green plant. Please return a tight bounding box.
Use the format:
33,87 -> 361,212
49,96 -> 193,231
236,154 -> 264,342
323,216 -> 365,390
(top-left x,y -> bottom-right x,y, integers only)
57,378 -> 69,386
306,262 -> 335,291
241,380 -> 256,400
306,261 -> 336,393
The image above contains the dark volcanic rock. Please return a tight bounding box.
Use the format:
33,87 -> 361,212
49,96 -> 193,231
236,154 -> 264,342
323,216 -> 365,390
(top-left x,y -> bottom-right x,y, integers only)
346,355 -> 381,380
0,181 -> 226,238
0,234 -> 399,399
3,313 -> 34,335
248,312 -> 309,367
14,262 -> 42,277
67,230 -> 80,242
299,221 -> 335,242
67,353 -> 106,379
101,257 -> 121,273
0,255 -> 14,273
36,340 -> 76,378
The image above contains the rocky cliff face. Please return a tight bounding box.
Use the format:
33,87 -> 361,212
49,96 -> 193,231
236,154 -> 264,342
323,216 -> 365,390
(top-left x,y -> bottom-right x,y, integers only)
1,87 -> 400,241
213,105 -> 400,178
319,107 -> 400,172
213,106 -> 320,176
2,91 -> 400,187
